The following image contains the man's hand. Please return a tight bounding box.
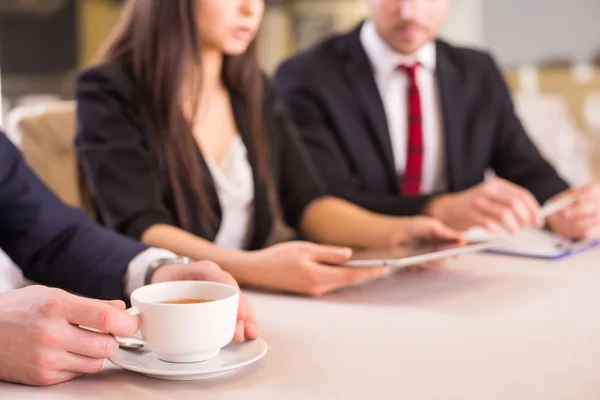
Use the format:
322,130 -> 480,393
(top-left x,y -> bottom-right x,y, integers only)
150,261 -> 258,342
0,286 -> 138,386
425,177 -> 542,233
548,183 -> 600,240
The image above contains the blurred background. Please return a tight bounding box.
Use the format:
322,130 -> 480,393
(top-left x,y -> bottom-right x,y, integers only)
1,0 -> 599,181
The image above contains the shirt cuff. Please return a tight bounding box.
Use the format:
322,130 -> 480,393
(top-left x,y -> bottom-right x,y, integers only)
124,248 -> 178,298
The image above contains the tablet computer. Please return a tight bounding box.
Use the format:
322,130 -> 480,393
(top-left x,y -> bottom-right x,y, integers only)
341,240 -> 494,268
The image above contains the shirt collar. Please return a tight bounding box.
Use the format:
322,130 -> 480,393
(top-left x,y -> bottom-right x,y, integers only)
360,20 -> 436,76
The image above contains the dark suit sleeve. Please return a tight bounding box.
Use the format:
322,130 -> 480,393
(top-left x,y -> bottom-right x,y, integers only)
274,63 -> 432,217
486,56 -> 569,203
0,133 -> 145,300
76,67 -> 177,240
269,93 -> 329,229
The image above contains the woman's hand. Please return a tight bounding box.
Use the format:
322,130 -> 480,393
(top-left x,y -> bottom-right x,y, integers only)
238,242 -> 389,297
386,216 -> 463,246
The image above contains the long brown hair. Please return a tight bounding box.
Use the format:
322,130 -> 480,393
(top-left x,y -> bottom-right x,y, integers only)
96,0 -> 276,232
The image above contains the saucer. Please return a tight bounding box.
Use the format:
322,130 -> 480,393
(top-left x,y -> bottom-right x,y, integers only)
108,338 -> 268,381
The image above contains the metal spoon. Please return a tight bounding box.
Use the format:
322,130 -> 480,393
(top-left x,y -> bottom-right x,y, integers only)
80,326 -> 145,350
115,338 -> 145,350
112,333 -> 146,350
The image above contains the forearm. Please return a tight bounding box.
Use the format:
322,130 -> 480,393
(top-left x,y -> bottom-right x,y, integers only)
299,197 -> 405,248
337,190 -> 433,217
140,225 -> 257,286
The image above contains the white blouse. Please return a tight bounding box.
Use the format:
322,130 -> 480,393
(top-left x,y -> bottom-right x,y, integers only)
205,136 -> 255,250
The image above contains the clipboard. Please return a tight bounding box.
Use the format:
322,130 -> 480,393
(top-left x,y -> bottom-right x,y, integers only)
484,229 -> 600,260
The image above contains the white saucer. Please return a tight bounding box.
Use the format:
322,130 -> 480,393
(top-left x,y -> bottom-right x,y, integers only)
109,338 -> 268,381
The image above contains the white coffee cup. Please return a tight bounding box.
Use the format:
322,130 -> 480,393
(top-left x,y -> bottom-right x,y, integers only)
116,281 -> 239,363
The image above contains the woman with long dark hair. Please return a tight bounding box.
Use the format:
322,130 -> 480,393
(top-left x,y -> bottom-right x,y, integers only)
76,0 -> 461,296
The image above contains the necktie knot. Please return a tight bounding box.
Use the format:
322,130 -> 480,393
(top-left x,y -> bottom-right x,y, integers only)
399,63 -> 420,82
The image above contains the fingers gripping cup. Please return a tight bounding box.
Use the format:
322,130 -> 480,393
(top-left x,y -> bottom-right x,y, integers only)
116,281 -> 239,363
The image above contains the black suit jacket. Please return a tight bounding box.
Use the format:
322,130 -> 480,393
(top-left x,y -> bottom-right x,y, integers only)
275,26 -> 569,216
76,62 -> 326,250
0,132 -> 145,299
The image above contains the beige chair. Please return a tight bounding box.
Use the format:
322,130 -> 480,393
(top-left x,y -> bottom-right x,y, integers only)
5,101 -> 90,210
514,94 -> 595,186
583,93 -> 600,178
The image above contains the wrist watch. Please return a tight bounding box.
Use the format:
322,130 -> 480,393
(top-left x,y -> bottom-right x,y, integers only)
144,256 -> 191,285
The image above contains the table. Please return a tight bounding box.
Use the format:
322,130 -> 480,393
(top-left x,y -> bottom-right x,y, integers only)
2,250 -> 600,399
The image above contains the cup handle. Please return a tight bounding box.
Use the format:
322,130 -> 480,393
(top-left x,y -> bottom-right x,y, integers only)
113,307 -> 147,347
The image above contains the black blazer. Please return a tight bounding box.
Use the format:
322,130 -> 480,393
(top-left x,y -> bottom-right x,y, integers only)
0,132 -> 145,300
76,62 -> 326,250
274,26 -> 569,216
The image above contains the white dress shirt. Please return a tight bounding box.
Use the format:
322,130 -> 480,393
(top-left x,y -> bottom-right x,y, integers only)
0,250 -> 22,293
124,248 -> 178,297
360,21 -> 447,194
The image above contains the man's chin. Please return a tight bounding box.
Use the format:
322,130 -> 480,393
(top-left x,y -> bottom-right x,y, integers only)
392,41 -> 427,55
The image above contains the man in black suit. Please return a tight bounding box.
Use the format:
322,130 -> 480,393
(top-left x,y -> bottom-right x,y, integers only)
275,0 -> 600,239
0,132 -> 256,386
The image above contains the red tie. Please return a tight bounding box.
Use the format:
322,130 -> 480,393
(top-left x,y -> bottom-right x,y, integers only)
399,63 -> 423,195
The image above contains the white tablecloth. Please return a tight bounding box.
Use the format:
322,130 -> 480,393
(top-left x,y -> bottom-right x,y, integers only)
2,250 -> 600,399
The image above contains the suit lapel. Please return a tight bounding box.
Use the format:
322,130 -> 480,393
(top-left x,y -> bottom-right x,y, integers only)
194,142 -> 222,241
340,27 -> 397,190
436,42 -> 462,191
